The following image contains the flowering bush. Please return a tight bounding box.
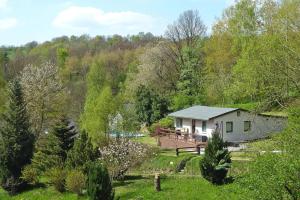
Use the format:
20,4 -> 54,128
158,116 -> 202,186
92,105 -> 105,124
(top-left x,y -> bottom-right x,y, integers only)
100,139 -> 150,180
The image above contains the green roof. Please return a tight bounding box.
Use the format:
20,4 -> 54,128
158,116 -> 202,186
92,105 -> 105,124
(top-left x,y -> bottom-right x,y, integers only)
168,106 -> 238,120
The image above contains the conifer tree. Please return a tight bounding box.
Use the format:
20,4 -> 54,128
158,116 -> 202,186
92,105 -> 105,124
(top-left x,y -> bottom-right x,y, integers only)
52,116 -> 77,160
31,132 -> 64,173
0,79 -> 34,194
87,162 -> 114,200
200,133 -> 231,185
66,131 -> 98,173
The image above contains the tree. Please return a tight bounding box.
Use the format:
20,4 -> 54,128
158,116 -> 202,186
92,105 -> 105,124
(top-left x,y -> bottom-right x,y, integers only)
200,133 -> 231,185
20,62 -> 66,138
0,80 -> 34,194
66,131 -> 98,173
30,132 -> 63,173
51,116 -> 77,161
135,85 -> 168,125
87,162 -> 114,200
81,86 -> 115,145
238,107 -> 300,200
56,47 -> 69,69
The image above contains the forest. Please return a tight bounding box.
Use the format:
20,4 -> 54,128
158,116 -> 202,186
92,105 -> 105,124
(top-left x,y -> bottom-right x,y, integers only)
1,0 -> 299,144
0,0 -> 300,199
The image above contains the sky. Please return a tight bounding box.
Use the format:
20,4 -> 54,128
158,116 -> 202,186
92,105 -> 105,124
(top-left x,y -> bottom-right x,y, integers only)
0,0 -> 235,46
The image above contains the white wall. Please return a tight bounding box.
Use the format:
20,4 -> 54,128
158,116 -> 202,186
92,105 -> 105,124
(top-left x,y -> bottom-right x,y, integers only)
213,110 -> 287,142
174,118 -> 214,137
173,110 -> 287,143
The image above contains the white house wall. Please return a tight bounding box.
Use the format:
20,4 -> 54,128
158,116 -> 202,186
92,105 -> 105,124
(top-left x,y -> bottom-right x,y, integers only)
175,118 -> 214,137
213,110 -> 287,142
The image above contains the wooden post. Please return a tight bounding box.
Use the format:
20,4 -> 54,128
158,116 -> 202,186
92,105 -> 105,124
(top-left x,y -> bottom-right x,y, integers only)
196,145 -> 201,155
154,173 -> 161,192
176,148 -> 179,156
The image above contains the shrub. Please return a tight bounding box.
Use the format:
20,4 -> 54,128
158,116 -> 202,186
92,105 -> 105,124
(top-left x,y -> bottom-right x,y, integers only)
47,167 -> 66,192
21,165 -> 39,185
100,138 -> 150,180
149,117 -> 174,134
66,170 -> 86,196
87,162 -> 114,200
66,131 -> 98,174
158,117 -> 174,128
200,133 -> 231,185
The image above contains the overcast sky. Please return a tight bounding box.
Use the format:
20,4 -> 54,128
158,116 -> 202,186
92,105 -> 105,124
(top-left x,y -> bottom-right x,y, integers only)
0,0 -> 235,46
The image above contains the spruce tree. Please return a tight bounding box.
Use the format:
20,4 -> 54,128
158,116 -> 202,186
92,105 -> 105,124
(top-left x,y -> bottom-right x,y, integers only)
52,116 -> 77,161
31,132 -> 64,173
87,162 -> 114,200
66,131 -> 98,173
200,133 -> 231,185
0,79 -> 34,194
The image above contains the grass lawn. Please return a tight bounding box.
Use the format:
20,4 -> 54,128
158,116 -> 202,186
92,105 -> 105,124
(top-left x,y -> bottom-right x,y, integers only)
133,134 -> 157,146
0,186 -> 87,200
115,175 -> 239,200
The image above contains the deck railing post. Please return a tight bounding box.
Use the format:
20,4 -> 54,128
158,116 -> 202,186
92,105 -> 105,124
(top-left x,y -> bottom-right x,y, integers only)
196,145 -> 201,155
154,173 -> 161,192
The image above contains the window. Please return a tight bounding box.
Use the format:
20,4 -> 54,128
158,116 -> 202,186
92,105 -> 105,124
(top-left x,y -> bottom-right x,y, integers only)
176,118 -> 183,128
202,121 -> 207,132
244,121 -> 251,132
226,122 -> 233,133
237,110 -> 241,117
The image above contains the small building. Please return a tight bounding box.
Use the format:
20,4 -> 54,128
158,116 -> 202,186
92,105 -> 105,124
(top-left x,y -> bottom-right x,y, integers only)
168,106 -> 287,143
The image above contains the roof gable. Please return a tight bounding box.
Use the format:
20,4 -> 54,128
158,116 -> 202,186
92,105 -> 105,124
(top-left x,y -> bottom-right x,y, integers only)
168,106 -> 239,120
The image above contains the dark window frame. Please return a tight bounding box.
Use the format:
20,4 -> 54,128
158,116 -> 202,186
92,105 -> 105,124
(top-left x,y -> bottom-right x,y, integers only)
226,121 -> 233,133
244,121 -> 251,132
202,121 -> 207,132
176,118 -> 183,128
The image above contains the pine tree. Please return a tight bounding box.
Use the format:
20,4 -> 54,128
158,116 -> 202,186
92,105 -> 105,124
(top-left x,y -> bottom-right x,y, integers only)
0,79 -> 34,194
66,131 -> 98,173
200,133 -> 231,185
31,132 -> 64,173
52,116 -> 77,161
87,162 -> 114,200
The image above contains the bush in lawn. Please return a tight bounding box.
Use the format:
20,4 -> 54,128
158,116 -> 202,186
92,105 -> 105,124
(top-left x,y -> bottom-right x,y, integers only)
47,167 -> 66,192
21,165 -> 39,185
66,169 -> 86,196
100,138 -> 150,180
200,133 -> 231,185
87,162 -> 114,200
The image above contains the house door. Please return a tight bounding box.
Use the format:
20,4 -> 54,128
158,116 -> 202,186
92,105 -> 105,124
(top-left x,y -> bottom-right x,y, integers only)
192,119 -> 196,134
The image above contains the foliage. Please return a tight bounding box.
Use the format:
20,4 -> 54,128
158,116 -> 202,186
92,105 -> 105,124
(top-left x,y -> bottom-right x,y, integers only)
21,165 -> 39,185
20,62 -> 66,138
135,85 -> 168,125
87,162 -> 114,200
66,131 -> 98,173
237,107 -> 300,200
47,167 -> 66,193
0,80 -> 34,194
200,133 -> 231,185
100,138 -> 150,180
81,63 -> 115,145
51,116 -> 77,161
30,132 -> 64,173
66,170 -> 86,196
149,117 -> 174,134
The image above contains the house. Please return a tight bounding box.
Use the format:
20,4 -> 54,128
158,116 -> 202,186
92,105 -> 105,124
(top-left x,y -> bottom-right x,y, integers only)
168,106 -> 287,143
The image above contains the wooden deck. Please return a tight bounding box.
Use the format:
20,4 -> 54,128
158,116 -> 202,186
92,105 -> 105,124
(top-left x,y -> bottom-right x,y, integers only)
155,128 -> 208,150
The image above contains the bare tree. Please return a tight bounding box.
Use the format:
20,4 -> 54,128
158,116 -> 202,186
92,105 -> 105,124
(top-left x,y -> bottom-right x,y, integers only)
165,10 -> 206,64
